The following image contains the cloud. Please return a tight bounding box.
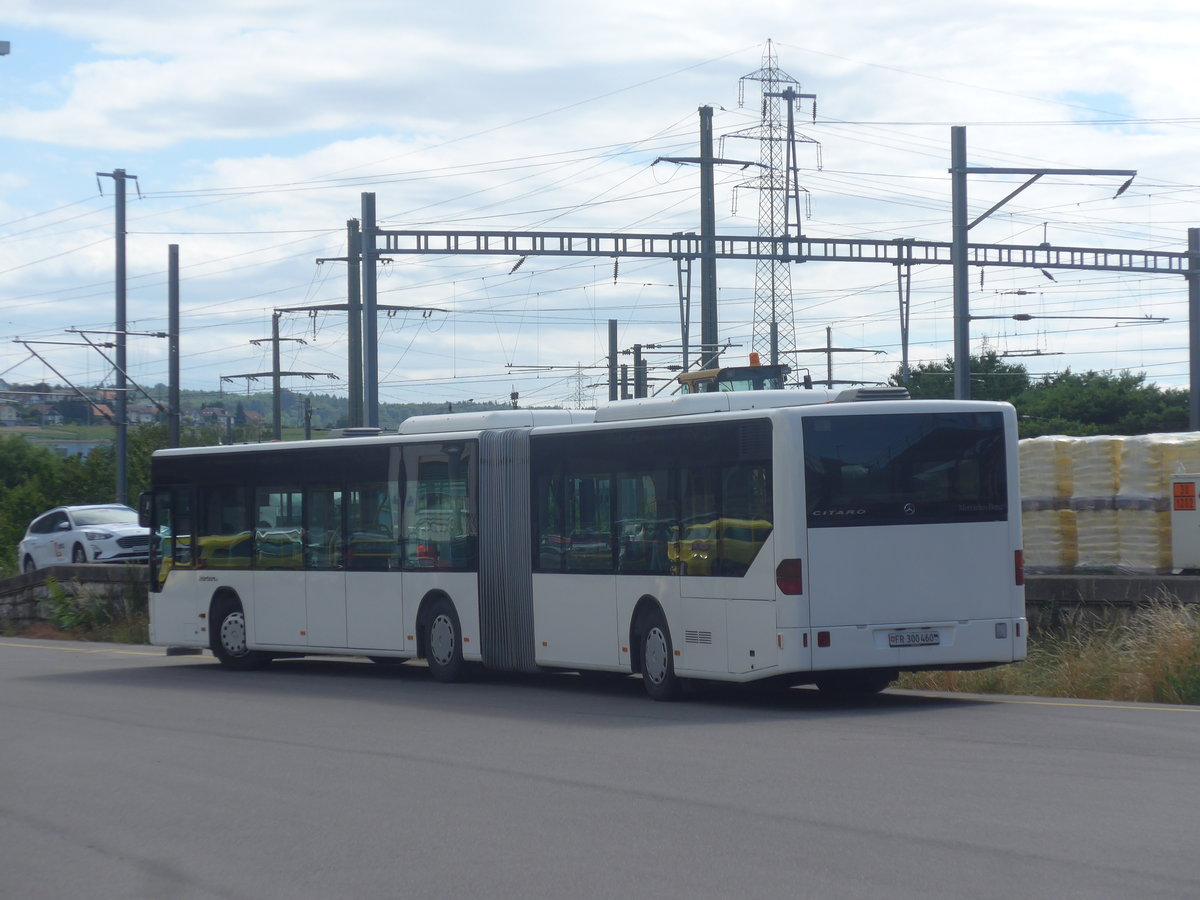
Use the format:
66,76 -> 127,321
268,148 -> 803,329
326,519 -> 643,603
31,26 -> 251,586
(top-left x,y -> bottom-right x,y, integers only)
2,1 -> 1197,401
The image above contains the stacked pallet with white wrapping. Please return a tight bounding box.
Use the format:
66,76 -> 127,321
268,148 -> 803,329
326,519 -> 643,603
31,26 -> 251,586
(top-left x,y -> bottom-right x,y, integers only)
1069,436 -> 1124,570
1019,432 -> 1200,573
1116,434 -> 1200,573
1019,436 -> 1077,573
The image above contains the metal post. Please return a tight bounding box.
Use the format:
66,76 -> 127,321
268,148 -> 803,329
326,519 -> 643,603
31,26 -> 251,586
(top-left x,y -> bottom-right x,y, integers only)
699,106 -> 719,369
825,326 -> 833,388
608,319 -> 618,402
360,193 -> 379,428
272,312 -> 282,440
114,170 -> 128,502
168,244 -> 180,448
951,126 -> 971,400
676,254 -> 691,372
633,344 -> 644,398
1189,227 -> 1200,431
347,219 -> 364,427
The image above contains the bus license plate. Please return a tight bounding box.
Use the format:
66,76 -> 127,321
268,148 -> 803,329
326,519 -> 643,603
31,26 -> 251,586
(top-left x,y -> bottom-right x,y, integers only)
888,629 -> 940,648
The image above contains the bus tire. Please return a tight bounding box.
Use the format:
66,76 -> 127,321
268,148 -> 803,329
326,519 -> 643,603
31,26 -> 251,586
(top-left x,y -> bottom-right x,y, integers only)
211,597 -> 271,671
640,610 -> 681,701
424,597 -> 466,683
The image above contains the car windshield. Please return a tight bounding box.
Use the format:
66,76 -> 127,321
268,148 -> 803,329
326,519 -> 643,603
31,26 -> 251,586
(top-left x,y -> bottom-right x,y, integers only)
71,507 -> 139,527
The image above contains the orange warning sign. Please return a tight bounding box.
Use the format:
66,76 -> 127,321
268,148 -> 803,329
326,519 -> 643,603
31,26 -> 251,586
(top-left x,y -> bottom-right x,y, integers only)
1174,482 -> 1196,511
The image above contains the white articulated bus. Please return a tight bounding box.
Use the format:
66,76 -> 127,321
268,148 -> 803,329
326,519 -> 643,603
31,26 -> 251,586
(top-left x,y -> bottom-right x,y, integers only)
143,387 -> 1026,700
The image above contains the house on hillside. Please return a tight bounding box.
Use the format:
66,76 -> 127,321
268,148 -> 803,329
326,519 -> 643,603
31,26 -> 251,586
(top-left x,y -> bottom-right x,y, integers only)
198,407 -> 233,429
30,404 -> 63,426
0,403 -> 18,426
128,402 -> 161,425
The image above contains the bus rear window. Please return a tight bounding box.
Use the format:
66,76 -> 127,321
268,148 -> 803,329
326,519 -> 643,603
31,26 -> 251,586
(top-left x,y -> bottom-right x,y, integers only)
803,411 -> 1007,527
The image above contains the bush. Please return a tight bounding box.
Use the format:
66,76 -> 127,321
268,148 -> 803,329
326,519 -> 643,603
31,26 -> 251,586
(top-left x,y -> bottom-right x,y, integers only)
38,574 -> 149,644
899,599 -> 1200,705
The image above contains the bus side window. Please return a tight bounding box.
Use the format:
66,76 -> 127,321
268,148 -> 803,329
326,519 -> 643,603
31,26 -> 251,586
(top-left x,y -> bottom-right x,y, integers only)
172,490 -> 194,567
150,488 -> 194,589
617,471 -> 672,575
198,485 -> 251,569
347,483 -> 397,571
306,485 -> 343,570
562,474 -> 613,572
535,474 -> 566,572
400,443 -> 477,572
254,488 -> 304,569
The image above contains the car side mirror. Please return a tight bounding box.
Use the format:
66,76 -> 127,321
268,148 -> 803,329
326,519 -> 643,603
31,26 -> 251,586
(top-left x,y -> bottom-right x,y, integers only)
57,521 -> 71,532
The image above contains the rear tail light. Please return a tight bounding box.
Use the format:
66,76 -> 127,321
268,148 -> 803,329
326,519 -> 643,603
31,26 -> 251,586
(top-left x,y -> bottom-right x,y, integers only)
776,559 -> 803,595
1015,549 -> 1025,586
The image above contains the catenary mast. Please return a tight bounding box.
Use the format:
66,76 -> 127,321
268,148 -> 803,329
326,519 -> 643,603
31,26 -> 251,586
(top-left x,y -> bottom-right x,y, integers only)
735,41 -> 817,366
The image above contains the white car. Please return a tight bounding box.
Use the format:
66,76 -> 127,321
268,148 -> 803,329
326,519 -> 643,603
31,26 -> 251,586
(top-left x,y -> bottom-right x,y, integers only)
18,504 -> 150,572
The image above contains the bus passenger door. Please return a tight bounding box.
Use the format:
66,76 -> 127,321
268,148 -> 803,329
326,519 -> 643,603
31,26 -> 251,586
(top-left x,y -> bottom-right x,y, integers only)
675,465 -> 778,675
148,488 -> 200,645
533,470 -> 619,669
303,485 -> 347,648
344,479 -> 405,651
251,488 -> 308,647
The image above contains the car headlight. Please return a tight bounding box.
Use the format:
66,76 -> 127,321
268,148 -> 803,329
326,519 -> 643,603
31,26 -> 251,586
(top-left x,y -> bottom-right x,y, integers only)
85,530 -> 114,541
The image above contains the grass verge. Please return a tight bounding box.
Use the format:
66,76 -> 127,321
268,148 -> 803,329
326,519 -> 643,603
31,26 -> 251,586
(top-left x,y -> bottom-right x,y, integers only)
899,600 -> 1200,705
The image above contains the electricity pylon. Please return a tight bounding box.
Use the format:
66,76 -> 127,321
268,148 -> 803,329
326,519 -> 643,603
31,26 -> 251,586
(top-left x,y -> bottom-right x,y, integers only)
730,40 -> 819,365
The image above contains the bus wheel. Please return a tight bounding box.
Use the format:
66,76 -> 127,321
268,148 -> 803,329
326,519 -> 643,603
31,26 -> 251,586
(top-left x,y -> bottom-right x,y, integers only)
425,598 -> 466,683
211,599 -> 271,671
640,610 -> 681,701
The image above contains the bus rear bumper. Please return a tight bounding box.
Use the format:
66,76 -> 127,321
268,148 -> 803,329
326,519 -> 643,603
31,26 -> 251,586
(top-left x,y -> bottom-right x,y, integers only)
807,617 -> 1028,672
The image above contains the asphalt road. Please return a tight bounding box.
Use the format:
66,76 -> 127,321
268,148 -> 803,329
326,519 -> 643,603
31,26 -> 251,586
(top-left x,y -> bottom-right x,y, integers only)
1,637 -> 1197,900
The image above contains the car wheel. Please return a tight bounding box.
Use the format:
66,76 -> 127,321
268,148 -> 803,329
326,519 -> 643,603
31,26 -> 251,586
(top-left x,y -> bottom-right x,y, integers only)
424,597 -> 466,683
22,555 -> 36,573
210,598 -> 271,671
71,543 -> 87,564
640,609 -> 681,701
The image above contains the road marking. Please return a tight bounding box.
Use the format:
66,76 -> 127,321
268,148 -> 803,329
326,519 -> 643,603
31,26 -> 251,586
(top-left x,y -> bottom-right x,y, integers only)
913,692 -> 1198,714
0,640 -> 163,658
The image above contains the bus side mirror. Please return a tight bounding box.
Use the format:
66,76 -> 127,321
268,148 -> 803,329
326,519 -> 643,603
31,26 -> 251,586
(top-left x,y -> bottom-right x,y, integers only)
137,492 -> 152,528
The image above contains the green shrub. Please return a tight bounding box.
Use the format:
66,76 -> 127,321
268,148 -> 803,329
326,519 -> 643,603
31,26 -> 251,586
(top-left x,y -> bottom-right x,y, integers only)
900,599 -> 1200,705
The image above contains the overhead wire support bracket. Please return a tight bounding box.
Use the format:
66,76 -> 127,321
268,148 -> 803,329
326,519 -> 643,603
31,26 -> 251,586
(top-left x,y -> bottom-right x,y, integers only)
12,339 -> 116,422
67,329 -> 168,414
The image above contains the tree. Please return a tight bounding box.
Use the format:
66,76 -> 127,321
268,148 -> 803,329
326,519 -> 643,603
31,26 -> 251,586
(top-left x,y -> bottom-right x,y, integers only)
890,351 -> 1031,403
890,356 -> 1190,438
1016,370 -> 1189,437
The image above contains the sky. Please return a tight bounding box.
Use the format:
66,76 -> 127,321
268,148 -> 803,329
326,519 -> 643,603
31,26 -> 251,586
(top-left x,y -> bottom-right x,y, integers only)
2,0 -> 1200,413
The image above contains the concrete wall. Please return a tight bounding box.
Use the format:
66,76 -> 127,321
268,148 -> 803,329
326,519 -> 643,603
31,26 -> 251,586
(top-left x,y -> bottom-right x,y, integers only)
0,565 -> 147,629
